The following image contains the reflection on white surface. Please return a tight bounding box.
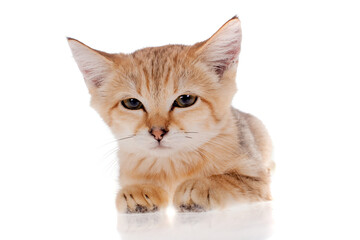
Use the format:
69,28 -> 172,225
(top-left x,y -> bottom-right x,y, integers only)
117,202 -> 273,240
1,1 -> 360,240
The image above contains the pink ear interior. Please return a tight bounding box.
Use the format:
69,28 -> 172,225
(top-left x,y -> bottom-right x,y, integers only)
82,69 -> 104,87
68,38 -> 113,88
197,17 -> 242,77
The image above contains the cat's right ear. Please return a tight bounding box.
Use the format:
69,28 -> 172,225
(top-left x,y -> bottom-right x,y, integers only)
67,38 -> 114,89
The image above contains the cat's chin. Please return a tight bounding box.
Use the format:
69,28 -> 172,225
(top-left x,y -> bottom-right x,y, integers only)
147,143 -> 176,157
151,145 -> 171,150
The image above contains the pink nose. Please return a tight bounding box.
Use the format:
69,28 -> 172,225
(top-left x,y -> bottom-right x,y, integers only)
150,127 -> 168,141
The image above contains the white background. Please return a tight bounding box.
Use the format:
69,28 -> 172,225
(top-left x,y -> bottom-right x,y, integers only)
0,0 -> 359,239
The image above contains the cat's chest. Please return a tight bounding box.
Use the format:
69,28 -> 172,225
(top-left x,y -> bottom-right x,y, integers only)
118,150 -> 234,194
119,155 -> 207,190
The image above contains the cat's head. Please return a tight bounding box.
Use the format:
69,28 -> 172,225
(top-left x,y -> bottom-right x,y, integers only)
68,17 -> 241,157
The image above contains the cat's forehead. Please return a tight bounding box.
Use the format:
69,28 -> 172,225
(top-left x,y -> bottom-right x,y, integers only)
109,44 -> 217,104
117,45 -> 193,96
130,45 -> 189,78
131,45 -> 188,62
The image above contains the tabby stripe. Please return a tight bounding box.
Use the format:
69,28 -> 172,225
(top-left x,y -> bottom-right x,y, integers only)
142,67 -> 151,92
201,98 -> 221,123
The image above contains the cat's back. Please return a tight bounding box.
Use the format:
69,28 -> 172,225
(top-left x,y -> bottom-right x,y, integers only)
231,107 -> 274,174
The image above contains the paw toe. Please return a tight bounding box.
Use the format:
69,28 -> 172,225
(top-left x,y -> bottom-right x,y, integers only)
135,204 -> 148,213
129,204 -> 158,213
179,203 -> 205,212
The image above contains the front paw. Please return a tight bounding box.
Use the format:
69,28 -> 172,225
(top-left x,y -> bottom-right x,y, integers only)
173,178 -> 220,212
116,185 -> 168,213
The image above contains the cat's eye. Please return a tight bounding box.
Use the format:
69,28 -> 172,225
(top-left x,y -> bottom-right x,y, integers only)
173,95 -> 198,108
121,98 -> 143,110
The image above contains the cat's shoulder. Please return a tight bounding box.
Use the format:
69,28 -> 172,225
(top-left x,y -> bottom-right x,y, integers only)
231,107 -> 261,125
230,106 -> 271,145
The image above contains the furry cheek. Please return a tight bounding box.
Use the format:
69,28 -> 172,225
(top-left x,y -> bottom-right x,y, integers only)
171,98 -> 219,131
108,105 -> 146,138
166,100 -> 221,148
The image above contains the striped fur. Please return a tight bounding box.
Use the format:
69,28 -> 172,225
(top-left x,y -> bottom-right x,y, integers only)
68,17 -> 274,213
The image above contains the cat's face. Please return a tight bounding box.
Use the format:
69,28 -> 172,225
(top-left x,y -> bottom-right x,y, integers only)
68,17 -> 242,157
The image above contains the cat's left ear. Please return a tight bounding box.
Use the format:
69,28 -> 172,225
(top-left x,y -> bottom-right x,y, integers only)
194,16 -> 242,78
67,38 -> 115,89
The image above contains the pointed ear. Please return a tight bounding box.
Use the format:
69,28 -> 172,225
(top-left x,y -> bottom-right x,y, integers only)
67,38 -> 114,88
194,16 -> 242,77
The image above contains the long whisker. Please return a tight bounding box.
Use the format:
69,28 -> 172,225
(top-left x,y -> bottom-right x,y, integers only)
100,138 -> 122,147
116,135 -> 135,142
172,131 -> 199,135
103,145 -> 119,159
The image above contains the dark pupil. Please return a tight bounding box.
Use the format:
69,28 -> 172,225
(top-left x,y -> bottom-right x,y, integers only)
179,95 -> 192,105
128,98 -> 139,107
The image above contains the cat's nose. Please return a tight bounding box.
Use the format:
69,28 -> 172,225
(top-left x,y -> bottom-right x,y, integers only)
149,127 -> 168,141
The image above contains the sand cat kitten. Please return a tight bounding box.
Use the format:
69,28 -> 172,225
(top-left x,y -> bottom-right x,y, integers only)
68,16 -> 274,213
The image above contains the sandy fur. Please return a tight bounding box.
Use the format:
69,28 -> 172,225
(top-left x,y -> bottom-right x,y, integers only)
68,16 -> 274,213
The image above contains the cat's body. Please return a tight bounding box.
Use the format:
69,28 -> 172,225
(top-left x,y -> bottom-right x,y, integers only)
68,17 -> 274,213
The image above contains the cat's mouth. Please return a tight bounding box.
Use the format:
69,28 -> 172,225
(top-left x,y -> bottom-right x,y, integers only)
152,143 -> 171,150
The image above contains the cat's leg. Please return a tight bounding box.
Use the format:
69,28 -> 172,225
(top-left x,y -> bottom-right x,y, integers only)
116,184 -> 169,213
173,172 -> 271,212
